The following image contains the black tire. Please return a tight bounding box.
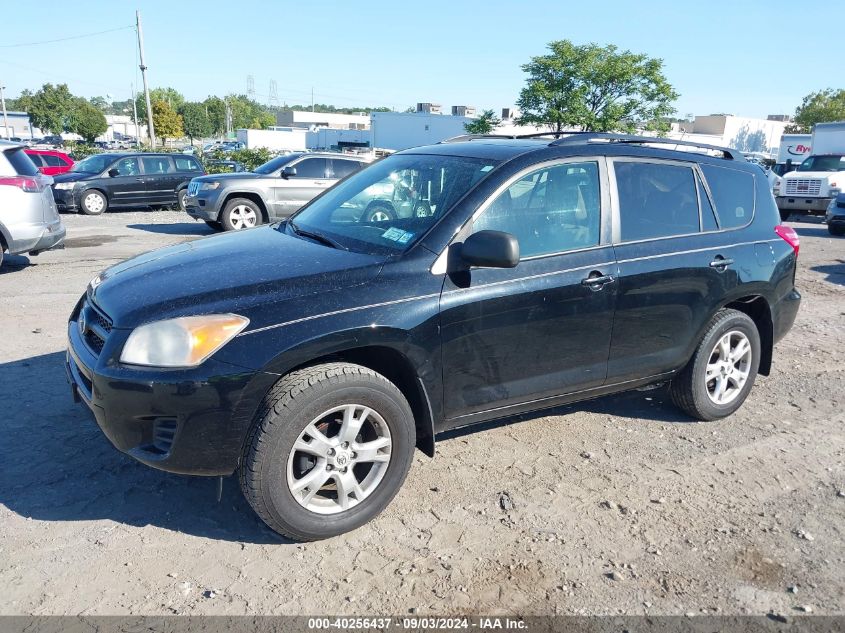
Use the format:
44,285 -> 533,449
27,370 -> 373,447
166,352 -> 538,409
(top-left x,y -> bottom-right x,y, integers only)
240,362 -> 416,541
779,209 -> 791,222
204,220 -> 223,230
670,309 -> 761,421
828,224 -> 845,236
221,197 -> 262,231
177,189 -> 187,211
80,190 -> 107,216
364,202 -> 396,223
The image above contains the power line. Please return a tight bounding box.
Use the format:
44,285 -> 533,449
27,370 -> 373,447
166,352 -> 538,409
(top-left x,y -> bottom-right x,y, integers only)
0,25 -> 134,48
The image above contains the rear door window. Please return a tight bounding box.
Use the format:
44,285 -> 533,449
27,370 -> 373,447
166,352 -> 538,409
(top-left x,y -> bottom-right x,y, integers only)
614,161 -> 699,241
174,156 -> 202,172
700,164 -> 755,229
43,154 -> 65,167
27,153 -> 45,167
331,158 -> 363,179
141,156 -> 174,175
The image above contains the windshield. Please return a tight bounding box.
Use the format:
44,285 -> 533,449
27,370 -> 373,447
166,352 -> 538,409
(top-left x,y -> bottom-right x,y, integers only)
286,153 -> 499,255
71,154 -> 114,174
797,155 -> 845,172
254,154 -> 300,174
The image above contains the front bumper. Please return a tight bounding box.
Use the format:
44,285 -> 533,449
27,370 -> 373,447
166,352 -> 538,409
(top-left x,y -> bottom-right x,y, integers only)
184,190 -> 222,221
65,297 -> 270,476
52,187 -> 79,211
7,217 -> 66,255
775,195 -> 832,213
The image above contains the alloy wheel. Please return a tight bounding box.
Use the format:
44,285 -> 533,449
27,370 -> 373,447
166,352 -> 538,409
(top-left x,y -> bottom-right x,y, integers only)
705,330 -> 752,405
286,404 -> 392,515
229,204 -> 257,229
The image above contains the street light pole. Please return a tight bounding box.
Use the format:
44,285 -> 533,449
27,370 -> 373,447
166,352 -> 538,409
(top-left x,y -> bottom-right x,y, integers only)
0,84 -> 9,140
131,83 -> 140,148
136,10 -> 156,148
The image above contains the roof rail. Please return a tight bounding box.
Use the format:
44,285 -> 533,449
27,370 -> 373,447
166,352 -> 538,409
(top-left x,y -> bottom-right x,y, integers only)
548,133 -> 744,161
438,134 -> 519,143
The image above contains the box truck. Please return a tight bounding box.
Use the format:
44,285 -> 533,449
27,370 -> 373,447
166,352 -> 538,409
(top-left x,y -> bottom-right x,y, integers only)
775,122 -> 845,220
772,134 -> 812,176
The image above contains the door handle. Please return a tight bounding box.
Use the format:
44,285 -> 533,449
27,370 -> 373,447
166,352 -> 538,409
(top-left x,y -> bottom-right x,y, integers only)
581,272 -> 615,290
709,257 -> 734,270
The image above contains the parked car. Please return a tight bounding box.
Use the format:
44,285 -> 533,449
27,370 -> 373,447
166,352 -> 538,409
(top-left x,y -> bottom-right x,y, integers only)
0,141 -> 65,267
184,152 -> 369,230
51,152 -> 204,215
25,149 -> 74,176
66,134 -> 801,540
825,192 -> 845,236
206,159 -> 247,173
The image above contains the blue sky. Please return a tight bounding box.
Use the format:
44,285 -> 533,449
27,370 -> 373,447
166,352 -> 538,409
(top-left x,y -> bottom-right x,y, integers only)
0,0 -> 841,118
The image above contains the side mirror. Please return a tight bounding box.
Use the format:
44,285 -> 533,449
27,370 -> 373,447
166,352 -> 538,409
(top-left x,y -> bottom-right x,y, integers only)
281,166 -> 297,179
108,168 -> 120,178
460,230 -> 519,269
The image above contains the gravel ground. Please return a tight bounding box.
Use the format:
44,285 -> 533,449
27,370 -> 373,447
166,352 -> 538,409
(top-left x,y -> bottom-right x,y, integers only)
0,209 -> 843,616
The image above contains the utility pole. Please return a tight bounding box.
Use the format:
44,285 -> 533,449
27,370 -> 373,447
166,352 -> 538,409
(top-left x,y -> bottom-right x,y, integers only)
131,83 -> 140,148
136,10 -> 155,148
0,84 -> 9,139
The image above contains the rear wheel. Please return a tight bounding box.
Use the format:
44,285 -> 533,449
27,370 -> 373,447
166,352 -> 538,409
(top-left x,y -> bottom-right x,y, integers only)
221,197 -> 262,231
779,209 -> 791,222
240,362 -> 416,541
80,190 -> 107,216
364,202 -> 395,223
670,309 -> 761,421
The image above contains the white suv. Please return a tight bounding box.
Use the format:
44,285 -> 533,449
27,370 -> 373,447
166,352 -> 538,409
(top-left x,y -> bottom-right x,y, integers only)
0,141 -> 65,267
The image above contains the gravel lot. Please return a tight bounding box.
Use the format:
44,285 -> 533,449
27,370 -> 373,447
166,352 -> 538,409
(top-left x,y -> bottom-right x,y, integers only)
0,209 -> 843,616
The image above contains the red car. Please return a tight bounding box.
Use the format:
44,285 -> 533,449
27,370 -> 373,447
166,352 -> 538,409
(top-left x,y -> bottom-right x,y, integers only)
25,149 -> 74,176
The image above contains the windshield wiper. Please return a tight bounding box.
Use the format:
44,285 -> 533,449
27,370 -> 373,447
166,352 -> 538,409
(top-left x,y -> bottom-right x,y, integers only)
289,221 -> 348,251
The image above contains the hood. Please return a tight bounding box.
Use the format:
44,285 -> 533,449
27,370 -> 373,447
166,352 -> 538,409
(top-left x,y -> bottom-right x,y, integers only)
783,171 -> 842,180
89,226 -> 385,329
52,171 -> 91,183
193,172 -> 261,183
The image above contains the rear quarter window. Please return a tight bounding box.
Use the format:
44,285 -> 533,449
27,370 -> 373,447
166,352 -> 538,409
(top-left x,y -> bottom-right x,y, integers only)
700,164 -> 755,229
4,148 -> 40,176
174,156 -> 202,172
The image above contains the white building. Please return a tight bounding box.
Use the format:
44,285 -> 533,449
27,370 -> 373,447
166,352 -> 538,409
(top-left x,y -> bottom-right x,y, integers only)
104,114 -> 145,141
275,110 -> 369,130
668,115 -> 787,156
1,111 -> 41,139
371,111 -> 472,150
306,128 -> 370,151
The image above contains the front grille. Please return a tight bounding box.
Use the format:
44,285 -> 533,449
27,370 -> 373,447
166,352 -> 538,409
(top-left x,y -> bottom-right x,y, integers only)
79,299 -> 113,357
188,181 -> 200,196
784,178 -> 822,196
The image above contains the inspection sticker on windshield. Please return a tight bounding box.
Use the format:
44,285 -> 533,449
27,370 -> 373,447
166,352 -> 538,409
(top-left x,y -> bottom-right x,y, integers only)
382,227 -> 414,244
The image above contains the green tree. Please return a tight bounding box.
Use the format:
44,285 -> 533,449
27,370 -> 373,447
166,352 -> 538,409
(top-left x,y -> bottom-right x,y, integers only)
516,40 -> 678,134
464,109 -> 501,134
787,89 -> 845,133
179,101 -> 212,142
89,96 -> 110,113
226,94 -> 275,130
28,83 -> 76,134
6,89 -> 34,113
151,99 -> 184,145
68,98 -> 107,143
135,87 -> 185,120
203,96 -> 227,135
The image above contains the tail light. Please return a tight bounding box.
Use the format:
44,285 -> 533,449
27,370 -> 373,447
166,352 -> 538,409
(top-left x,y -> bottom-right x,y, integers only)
0,176 -> 45,192
775,225 -> 800,256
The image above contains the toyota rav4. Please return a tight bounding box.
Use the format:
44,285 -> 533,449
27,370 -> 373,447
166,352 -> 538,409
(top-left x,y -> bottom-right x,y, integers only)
66,134 -> 801,541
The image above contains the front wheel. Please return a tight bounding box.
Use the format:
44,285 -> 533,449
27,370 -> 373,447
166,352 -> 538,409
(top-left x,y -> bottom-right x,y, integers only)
80,190 -> 107,216
221,198 -> 262,231
177,189 -> 187,211
240,362 -> 416,541
670,309 -> 761,421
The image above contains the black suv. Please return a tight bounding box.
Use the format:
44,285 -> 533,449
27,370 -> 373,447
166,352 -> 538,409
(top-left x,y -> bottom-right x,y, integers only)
65,134 -> 801,540
52,152 -> 204,215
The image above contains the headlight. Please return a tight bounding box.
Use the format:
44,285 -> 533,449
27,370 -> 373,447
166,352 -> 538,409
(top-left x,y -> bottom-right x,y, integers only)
54,182 -> 76,190
200,181 -> 221,191
830,187 -> 842,197
120,314 -> 249,367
